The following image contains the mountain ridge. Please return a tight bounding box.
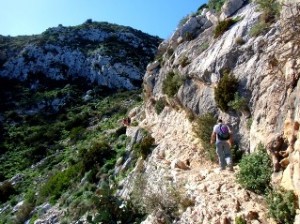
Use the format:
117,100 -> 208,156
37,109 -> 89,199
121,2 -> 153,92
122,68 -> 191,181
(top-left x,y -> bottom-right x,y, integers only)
0,20 -> 161,90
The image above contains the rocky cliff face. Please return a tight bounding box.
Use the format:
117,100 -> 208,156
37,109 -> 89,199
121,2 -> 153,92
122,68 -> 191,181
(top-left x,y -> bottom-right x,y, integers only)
0,21 -> 161,90
119,1 -> 300,223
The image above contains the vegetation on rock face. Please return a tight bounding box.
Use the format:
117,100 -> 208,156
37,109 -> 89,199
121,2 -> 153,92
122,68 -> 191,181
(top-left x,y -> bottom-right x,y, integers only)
235,216 -> 247,224
0,181 -> 16,203
214,72 -> 239,112
133,131 -> 155,159
130,172 -> 190,221
236,143 -> 272,194
249,21 -> 269,37
0,76 -> 145,222
266,189 -> 297,224
194,113 -> 217,162
214,19 -> 237,38
255,0 -> 281,23
155,98 -> 166,115
208,0 -> 225,12
228,92 -> 248,112
250,0 -> 281,37
162,71 -> 184,98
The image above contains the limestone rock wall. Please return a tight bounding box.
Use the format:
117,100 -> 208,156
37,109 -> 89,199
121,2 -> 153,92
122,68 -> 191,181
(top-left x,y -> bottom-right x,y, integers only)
138,1 -> 300,223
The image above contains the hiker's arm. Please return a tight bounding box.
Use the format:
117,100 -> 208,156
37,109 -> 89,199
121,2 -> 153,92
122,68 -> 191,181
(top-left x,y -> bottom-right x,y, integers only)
210,132 -> 216,144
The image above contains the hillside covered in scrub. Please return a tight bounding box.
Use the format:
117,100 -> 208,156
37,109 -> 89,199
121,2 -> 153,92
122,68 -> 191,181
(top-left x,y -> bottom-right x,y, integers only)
0,21 -> 160,223
0,20 -> 161,89
1,0 -> 300,224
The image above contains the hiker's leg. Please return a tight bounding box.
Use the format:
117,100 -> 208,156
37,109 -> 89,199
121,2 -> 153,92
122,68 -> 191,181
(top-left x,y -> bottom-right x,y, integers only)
216,142 -> 226,170
223,142 -> 233,170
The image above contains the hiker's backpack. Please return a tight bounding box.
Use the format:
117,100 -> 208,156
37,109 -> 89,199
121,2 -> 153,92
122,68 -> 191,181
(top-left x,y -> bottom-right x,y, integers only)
217,124 -> 230,140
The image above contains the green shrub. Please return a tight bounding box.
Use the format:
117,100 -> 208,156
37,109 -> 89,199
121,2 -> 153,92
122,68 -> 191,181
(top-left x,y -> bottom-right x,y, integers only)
235,37 -> 245,45
81,140 -> 115,172
255,0 -> 281,23
155,98 -> 166,115
194,113 -> 217,162
266,189 -> 297,224
235,216 -> 247,224
197,4 -> 208,13
0,173 -> 5,182
162,71 -> 184,98
199,42 -> 209,53
214,19 -> 237,38
0,181 -> 16,203
208,0 -> 225,12
178,15 -> 190,28
14,202 -> 34,224
184,32 -> 195,41
69,126 -> 85,142
236,143 -> 272,194
179,56 -> 190,67
246,117 -> 253,130
39,164 -> 80,202
249,21 -> 269,37
231,144 -> 244,165
134,134 -> 155,159
214,73 -> 239,112
228,92 -> 247,111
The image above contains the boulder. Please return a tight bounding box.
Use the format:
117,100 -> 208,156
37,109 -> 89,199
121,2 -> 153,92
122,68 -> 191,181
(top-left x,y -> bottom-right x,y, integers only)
220,0 -> 245,20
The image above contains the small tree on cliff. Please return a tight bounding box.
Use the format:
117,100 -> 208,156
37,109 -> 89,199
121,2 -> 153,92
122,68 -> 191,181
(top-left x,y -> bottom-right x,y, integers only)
214,73 -> 239,112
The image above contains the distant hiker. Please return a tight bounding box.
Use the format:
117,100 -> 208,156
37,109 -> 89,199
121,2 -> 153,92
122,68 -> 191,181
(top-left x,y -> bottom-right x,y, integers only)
210,119 -> 234,171
122,117 -> 131,126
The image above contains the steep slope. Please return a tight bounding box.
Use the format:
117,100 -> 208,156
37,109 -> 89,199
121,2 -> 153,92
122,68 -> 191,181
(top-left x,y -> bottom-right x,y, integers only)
0,21 -> 161,223
119,1 -> 300,223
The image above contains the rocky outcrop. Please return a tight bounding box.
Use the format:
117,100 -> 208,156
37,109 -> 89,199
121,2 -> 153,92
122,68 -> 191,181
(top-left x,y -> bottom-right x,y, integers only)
0,22 -> 161,90
127,1 -> 300,223
220,0 -> 247,20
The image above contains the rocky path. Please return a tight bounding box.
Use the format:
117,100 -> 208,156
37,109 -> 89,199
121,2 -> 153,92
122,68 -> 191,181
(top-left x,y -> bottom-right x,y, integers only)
138,107 -> 272,224
175,167 -> 270,224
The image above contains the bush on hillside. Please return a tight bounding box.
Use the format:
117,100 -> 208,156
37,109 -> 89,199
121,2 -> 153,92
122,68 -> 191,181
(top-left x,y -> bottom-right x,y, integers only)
178,15 -> 190,28
0,181 -> 16,203
14,202 -> 34,224
162,71 -> 184,98
231,144 -> 244,165
236,143 -> 272,194
155,98 -> 166,115
179,56 -> 190,67
81,140 -> 115,172
235,216 -> 247,224
208,0 -> 225,12
228,92 -> 247,112
249,21 -> 269,37
194,113 -> 217,162
134,134 -> 155,159
214,19 -> 237,38
197,4 -> 208,13
130,173 -> 183,220
39,164 -> 80,202
255,0 -> 281,23
214,72 -> 239,112
235,37 -> 245,45
266,189 -> 297,224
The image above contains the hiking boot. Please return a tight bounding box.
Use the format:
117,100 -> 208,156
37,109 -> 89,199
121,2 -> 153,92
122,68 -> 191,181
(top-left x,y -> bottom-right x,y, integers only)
218,167 -> 226,172
228,165 -> 234,172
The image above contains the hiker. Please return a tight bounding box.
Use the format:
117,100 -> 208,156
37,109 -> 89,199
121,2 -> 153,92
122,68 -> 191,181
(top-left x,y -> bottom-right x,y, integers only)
122,117 -> 131,126
210,119 -> 234,171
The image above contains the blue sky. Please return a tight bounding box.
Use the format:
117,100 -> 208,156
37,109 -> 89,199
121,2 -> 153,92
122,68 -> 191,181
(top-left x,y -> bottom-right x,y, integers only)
0,0 -> 206,39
